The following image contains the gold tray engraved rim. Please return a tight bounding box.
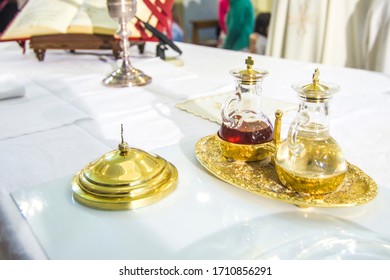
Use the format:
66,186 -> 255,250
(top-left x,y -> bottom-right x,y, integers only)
195,134 -> 377,208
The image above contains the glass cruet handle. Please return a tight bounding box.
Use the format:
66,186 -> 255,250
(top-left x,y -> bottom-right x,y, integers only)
221,92 -> 241,126
287,110 -> 309,153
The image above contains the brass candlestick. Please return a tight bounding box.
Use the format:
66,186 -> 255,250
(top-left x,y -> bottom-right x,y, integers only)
102,0 -> 151,87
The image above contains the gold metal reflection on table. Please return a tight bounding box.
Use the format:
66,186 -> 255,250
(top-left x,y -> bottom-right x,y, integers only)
72,125 -> 178,210
195,134 -> 377,208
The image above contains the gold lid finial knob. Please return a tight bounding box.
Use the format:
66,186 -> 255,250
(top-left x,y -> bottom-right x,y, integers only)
118,124 -> 129,154
121,124 -> 124,144
312,68 -> 320,86
245,56 -> 254,72
236,56 -> 267,84
301,68 -> 329,93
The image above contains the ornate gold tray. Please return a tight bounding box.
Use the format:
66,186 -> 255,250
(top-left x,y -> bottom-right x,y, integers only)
195,135 -> 377,208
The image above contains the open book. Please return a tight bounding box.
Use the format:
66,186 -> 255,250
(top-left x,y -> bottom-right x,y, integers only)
0,0 -> 173,41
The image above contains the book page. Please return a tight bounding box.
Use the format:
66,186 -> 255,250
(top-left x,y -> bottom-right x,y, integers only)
67,0 -> 160,38
67,0 -> 118,35
1,0 -> 169,40
1,0 -> 84,40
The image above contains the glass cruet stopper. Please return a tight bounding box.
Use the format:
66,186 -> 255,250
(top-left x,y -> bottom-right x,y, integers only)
218,56 -> 273,145
275,69 -> 348,195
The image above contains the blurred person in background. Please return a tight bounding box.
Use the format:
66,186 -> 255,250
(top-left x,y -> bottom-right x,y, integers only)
223,0 -> 254,51
171,3 -> 183,42
249,12 -> 271,54
217,0 -> 229,47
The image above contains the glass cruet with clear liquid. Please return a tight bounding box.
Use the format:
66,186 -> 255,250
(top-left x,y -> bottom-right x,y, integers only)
274,69 -> 347,194
217,56 -> 274,161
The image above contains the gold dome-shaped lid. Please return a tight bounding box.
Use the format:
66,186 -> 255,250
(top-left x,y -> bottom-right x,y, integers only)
230,56 -> 268,85
292,69 -> 339,102
72,125 -> 178,210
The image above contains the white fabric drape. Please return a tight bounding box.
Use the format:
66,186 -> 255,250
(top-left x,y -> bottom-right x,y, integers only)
363,0 -> 390,75
266,0 -> 371,69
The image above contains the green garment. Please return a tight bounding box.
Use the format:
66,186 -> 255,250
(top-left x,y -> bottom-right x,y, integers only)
223,0 -> 254,50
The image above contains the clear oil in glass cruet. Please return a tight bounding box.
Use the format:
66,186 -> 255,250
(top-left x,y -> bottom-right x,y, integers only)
275,69 -> 347,194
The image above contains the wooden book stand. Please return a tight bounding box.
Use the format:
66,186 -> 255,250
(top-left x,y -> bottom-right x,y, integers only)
29,34 -> 145,61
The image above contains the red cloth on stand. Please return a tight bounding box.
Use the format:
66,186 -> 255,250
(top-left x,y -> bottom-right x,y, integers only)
136,0 -> 174,41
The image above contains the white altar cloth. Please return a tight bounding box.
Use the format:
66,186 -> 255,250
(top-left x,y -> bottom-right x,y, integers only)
0,41 -> 390,260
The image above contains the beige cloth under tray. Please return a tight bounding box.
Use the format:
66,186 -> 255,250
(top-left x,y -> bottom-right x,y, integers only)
176,93 -> 297,124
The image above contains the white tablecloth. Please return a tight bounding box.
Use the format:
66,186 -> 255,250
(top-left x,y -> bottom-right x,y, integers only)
1,41 -> 390,260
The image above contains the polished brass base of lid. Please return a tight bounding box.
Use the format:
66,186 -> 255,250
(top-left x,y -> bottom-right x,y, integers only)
71,127 -> 178,210
71,162 -> 178,210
